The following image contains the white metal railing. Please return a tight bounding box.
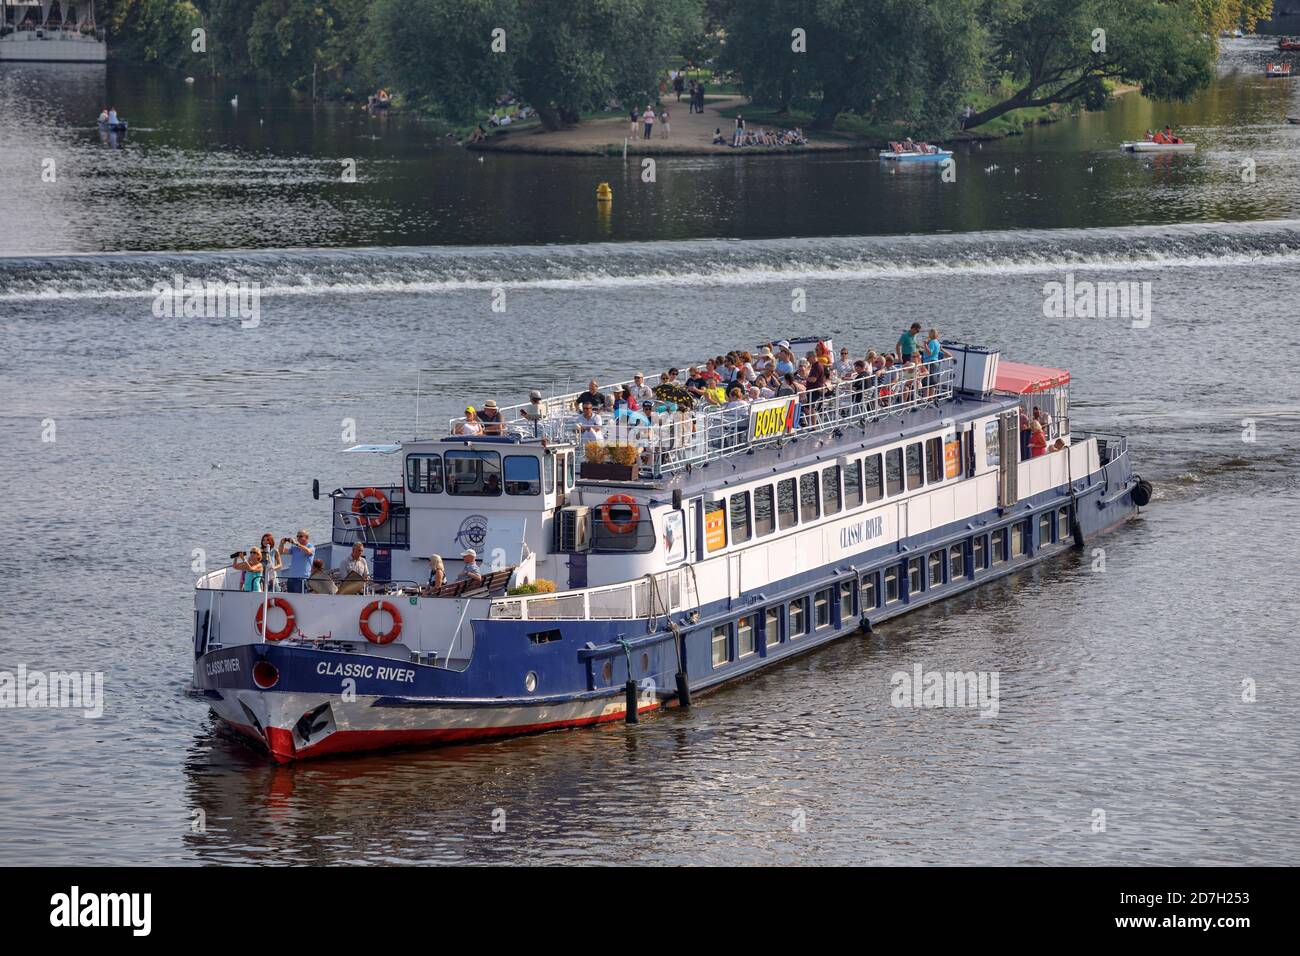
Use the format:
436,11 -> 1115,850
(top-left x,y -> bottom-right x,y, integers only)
450,357 -> 956,479
488,568 -> 689,621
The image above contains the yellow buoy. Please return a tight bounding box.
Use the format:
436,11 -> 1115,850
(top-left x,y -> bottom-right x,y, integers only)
596,182 -> 613,202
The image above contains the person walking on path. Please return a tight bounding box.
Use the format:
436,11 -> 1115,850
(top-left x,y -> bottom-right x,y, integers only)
642,106 -> 656,140
660,106 -> 671,138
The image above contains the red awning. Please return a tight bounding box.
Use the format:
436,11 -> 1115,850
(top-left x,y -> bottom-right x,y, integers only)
995,360 -> 1070,394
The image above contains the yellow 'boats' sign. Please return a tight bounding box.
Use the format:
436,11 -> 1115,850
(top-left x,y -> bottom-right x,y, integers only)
747,397 -> 800,441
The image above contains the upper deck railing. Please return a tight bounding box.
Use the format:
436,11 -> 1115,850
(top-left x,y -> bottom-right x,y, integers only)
450,357 -> 956,480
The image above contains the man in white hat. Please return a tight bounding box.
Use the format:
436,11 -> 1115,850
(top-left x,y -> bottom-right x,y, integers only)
458,548 -> 483,586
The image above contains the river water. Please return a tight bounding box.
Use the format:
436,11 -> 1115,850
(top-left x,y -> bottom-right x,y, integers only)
1,40 -> 1299,866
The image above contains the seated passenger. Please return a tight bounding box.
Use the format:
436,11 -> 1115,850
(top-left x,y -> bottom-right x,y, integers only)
574,379 -> 609,412
520,389 -> 546,434
576,402 -> 604,441
306,559 -> 338,594
478,399 -> 504,435
459,549 -> 484,586
455,406 -> 484,436
1029,421 -> 1047,457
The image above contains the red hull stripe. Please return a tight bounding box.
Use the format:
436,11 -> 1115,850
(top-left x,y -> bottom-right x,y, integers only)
224,702 -> 660,763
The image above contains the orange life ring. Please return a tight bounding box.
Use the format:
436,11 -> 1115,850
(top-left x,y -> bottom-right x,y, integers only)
352,487 -> 389,527
359,600 -> 402,645
255,598 -> 296,642
600,494 -> 640,535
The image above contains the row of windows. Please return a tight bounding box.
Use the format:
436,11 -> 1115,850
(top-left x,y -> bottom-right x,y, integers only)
711,508 -> 1071,668
711,587 -> 841,667
861,508 -> 1071,609
407,451 -> 574,497
705,433 -> 967,553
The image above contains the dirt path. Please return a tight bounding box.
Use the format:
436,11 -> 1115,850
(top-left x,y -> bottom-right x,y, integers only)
472,94 -> 857,155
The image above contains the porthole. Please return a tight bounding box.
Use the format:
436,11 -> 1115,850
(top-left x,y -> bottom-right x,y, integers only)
601,660 -> 613,684
524,671 -> 538,693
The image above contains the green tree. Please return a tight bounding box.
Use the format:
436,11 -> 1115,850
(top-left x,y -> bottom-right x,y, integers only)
722,0 -> 983,131
369,0 -> 702,129
102,0 -> 204,69
965,0 -> 1216,129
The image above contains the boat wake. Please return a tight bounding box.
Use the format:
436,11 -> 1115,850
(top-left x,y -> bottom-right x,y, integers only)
2,219 -> 1299,304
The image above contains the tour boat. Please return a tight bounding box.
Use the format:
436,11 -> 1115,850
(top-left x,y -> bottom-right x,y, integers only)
190,342 -> 1152,762
1279,38 -> 1300,51
1121,140 -> 1196,152
1265,62 -> 1293,77
0,1 -> 107,62
879,148 -> 953,163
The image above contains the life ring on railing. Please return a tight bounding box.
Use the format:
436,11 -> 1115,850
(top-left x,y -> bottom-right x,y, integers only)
255,598 -> 296,642
352,487 -> 390,527
359,600 -> 402,645
600,494 -> 640,535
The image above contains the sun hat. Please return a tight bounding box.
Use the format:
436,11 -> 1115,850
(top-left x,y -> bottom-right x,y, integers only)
484,399 -> 498,409
462,548 -> 477,559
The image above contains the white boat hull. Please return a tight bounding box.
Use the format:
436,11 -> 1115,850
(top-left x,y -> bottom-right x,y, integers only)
1121,141 -> 1196,153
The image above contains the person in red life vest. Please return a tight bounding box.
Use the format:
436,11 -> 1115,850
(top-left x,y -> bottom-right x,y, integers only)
1029,420 -> 1048,458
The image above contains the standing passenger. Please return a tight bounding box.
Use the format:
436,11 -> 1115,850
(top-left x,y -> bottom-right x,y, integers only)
279,529 -> 314,593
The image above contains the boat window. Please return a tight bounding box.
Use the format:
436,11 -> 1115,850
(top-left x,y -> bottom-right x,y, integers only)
991,528 -> 1006,564
839,579 -> 854,617
406,453 -> 444,494
1058,507 -> 1070,541
985,421 -> 1001,467
1011,522 -> 1025,558
814,589 -> 832,628
729,492 -> 752,545
799,472 -> 820,523
764,606 -> 782,647
822,466 -> 842,515
711,623 -> 731,668
949,544 -> 964,580
945,433 -> 964,479
843,459 -> 863,508
928,550 -> 944,587
790,597 -> 809,637
973,535 -> 987,571
884,566 -> 900,603
860,572 -> 878,611
864,454 -> 883,502
1039,512 -> 1054,545
777,478 -> 798,530
705,500 -> 727,553
906,443 -> 924,491
445,450 -> 502,496
565,451 -> 575,489
737,615 -> 756,658
925,437 -> 944,484
885,448 -> 903,496
908,557 -> 923,594
504,455 -> 541,495
754,485 -> 776,536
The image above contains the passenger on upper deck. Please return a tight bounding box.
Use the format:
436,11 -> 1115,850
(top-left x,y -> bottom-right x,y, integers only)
897,322 -> 923,364
629,372 -> 655,406
259,533 -> 282,591
478,399 -> 504,435
279,529 -> 314,593
575,380 -> 609,412
1029,421 -> 1047,458
459,549 -> 483,586
455,406 -> 485,436
426,554 -> 445,591
576,402 -> 604,442
1033,405 -> 1053,438
306,559 -> 338,594
520,389 -> 546,435
241,546 -> 264,592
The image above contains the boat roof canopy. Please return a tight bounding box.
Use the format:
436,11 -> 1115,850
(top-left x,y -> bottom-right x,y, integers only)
995,360 -> 1070,394
343,443 -> 403,454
